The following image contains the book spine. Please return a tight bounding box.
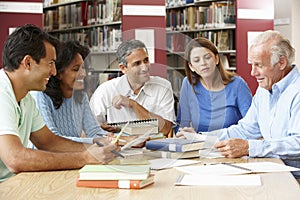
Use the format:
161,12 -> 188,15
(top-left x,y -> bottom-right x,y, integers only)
76,178 -> 154,189
145,142 -> 183,152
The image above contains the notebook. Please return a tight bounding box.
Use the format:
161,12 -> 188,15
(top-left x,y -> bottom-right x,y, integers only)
79,165 -> 150,180
108,119 -> 159,135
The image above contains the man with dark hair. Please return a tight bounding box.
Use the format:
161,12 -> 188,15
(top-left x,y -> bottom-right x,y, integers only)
0,24 -> 118,182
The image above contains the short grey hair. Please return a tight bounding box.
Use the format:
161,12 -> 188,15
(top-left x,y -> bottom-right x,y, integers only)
250,30 -> 295,67
116,39 -> 147,67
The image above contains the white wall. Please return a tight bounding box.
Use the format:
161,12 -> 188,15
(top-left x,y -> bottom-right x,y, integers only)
274,0 -> 300,66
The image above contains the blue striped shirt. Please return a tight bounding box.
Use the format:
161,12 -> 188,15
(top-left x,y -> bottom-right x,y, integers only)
177,76 -> 252,132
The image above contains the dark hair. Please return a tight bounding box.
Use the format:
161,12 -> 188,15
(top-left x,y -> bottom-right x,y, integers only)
44,41 -> 90,109
2,24 -> 58,71
184,37 -> 236,90
116,39 -> 147,67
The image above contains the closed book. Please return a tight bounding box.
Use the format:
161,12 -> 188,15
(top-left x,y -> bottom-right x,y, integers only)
143,149 -> 199,159
76,174 -> 154,189
145,138 -> 204,152
79,165 -> 150,180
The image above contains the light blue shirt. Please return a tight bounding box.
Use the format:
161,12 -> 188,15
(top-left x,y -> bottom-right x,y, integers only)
31,91 -> 107,144
214,67 -> 300,177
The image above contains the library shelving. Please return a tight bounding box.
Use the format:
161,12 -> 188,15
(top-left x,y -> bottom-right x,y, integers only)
43,0 -> 122,83
165,0 -> 274,95
166,0 -> 236,98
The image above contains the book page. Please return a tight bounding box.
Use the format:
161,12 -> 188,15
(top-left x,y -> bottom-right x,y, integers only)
175,162 -> 300,176
175,174 -> 261,186
149,158 -> 200,170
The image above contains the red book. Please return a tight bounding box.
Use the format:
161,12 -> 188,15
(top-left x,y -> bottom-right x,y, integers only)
76,174 -> 154,189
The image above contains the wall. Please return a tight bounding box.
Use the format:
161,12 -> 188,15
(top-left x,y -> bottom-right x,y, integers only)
0,0 -> 43,69
274,0 -> 300,66
236,0 -> 274,94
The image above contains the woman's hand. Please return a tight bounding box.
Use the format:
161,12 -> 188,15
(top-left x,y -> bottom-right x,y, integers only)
175,127 -> 196,139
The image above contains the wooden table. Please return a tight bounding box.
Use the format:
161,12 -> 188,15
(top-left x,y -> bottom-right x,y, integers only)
0,157 -> 299,200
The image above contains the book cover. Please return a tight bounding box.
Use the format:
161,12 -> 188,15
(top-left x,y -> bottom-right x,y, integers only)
145,138 -> 204,152
76,174 -> 154,189
143,149 -> 199,159
79,165 -> 150,180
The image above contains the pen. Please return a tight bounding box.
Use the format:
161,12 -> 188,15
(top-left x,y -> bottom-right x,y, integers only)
95,141 -> 125,158
113,121 -> 129,144
222,162 -> 252,172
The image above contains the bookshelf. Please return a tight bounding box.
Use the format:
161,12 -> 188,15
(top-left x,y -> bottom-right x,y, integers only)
166,0 -> 236,97
43,0 -> 122,90
166,0 -> 274,95
43,0 -> 167,95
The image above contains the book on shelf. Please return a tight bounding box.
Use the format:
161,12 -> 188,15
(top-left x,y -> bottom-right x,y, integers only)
79,165 -> 151,181
219,54 -> 230,69
76,174 -> 154,189
108,119 -> 159,135
145,138 -> 205,152
143,149 -> 199,159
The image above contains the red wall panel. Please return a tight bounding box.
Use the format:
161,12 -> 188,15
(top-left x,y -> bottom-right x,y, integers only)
122,0 -> 166,77
236,0 -> 274,95
0,0 -> 43,69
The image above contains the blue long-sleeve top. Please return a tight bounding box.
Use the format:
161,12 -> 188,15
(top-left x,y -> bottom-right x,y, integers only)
176,76 -> 252,132
31,91 -> 107,144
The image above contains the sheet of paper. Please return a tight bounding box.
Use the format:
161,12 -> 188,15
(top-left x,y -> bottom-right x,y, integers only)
182,132 -> 206,141
175,174 -> 261,186
199,136 -> 223,158
121,132 -> 152,151
175,162 -> 300,176
120,148 -> 144,157
149,158 -> 200,170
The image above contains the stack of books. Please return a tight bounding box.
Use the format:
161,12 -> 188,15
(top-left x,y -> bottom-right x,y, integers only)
76,164 -> 154,189
145,138 -> 205,159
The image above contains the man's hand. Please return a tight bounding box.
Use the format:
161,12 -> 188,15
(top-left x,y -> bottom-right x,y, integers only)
112,95 -> 131,109
214,138 -> 249,158
100,123 -> 121,133
85,143 -> 120,164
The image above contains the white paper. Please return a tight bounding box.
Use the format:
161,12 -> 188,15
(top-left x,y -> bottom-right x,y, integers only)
149,158 -> 200,170
199,136 -> 223,158
182,132 -> 206,141
175,162 -> 300,176
175,174 -> 261,186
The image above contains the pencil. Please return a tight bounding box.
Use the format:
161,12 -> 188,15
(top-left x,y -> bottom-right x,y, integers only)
95,141 -> 124,158
113,121 -> 129,144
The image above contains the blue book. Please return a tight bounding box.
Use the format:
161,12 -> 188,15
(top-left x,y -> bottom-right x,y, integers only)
145,138 -> 204,152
